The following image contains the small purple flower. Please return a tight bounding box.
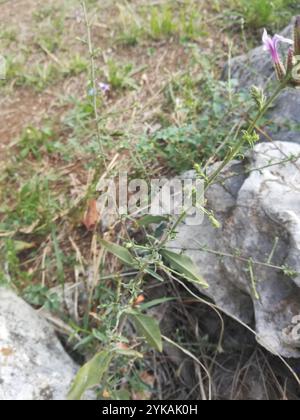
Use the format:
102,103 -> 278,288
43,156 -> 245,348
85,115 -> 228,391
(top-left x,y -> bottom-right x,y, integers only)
98,82 -> 110,94
262,29 -> 293,64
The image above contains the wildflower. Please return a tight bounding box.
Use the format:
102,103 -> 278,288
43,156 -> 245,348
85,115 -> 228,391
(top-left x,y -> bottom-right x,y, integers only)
262,29 -> 293,81
88,83 -> 110,97
262,29 -> 293,64
98,82 -> 110,94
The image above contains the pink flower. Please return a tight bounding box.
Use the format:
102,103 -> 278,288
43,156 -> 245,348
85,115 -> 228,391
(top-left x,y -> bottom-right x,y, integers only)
262,29 -> 293,64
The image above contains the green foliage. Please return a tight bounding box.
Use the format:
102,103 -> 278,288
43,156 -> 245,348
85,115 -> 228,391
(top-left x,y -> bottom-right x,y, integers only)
68,303 -> 163,399
20,62 -> 61,91
149,6 -> 176,40
137,124 -> 205,172
127,310 -> 163,352
106,60 -> 138,90
68,350 -> 113,400
23,284 -> 60,311
116,0 -> 205,45
0,54 -> 26,84
137,215 -> 170,227
65,54 -> 89,76
34,8 -> 65,53
100,239 -> 209,289
0,239 -> 32,286
250,85 -> 267,111
135,55 -> 253,172
161,250 -> 208,288
2,176 -> 63,232
241,130 -> 260,147
63,97 -> 94,132
99,239 -> 138,268
0,26 -> 17,46
229,0 -> 300,29
32,5 -> 60,22
18,126 -> 55,160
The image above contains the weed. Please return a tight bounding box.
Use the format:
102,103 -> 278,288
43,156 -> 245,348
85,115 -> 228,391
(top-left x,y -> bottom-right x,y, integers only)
0,54 -> 26,84
19,62 -> 60,91
135,55 -> 253,172
149,6 -> 176,40
35,11 -> 65,53
105,60 -> 138,90
116,4 -> 142,46
229,0 -> 300,30
115,0 -> 204,46
0,239 -> 32,287
18,126 -> 55,160
1,175 -> 64,234
64,54 -> 89,76
32,5 -> 60,22
23,284 -> 60,311
0,27 -> 17,46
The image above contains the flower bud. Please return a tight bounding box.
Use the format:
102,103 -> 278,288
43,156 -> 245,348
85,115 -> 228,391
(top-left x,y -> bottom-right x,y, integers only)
294,16 -> 300,55
286,47 -> 295,74
274,61 -> 286,81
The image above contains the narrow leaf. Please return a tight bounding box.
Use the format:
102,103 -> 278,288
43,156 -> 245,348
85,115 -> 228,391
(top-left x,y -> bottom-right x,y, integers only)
160,249 -> 209,288
144,268 -> 165,282
127,311 -> 163,352
99,239 -> 137,268
138,215 -> 169,227
67,350 -> 112,400
114,348 -> 144,358
140,297 -> 176,311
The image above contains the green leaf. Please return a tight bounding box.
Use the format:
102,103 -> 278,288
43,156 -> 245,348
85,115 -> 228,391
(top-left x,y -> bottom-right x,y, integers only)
114,347 -> 144,358
144,268 -> 165,282
127,311 -> 163,352
160,249 -> 209,288
99,239 -> 137,268
140,297 -> 176,311
67,350 -> 113,400
138,215 -> 169,227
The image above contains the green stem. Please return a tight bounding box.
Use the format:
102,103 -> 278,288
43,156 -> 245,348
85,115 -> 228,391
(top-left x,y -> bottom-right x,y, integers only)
159,79 -> 288,249
82,1 -> 107,169
205,80 -> 287,191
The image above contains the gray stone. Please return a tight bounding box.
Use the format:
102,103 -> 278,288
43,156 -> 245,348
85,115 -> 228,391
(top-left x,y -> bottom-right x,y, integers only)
167,141 -> 300,358
0,288 -> 79,400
